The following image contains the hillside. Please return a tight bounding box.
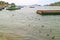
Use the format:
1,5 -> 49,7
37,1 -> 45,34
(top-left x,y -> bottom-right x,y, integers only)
45,2 -> 60,6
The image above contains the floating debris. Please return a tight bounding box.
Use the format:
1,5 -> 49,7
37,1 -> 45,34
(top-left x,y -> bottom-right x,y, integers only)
46,34 -> 49,36
35,18 -> 37,19
28,24 -> 30,27
41,25 -> 44,27
51,36 -> 55,39
38,19 -> 40,20
39,30 -> 41,33
50,29 -> 52,32
12,14 -> 14,16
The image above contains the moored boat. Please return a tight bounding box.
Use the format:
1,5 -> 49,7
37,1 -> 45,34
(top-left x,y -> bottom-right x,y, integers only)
6,7 -> 20,10
36,10 -> 60,15
6,5 -> 20,10
29,6 -> 35,8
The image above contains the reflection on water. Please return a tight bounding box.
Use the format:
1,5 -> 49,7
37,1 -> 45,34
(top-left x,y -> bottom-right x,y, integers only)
0,6 -> 60,40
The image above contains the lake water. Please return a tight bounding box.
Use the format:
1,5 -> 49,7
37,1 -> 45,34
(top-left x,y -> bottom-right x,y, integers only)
0,6 -> 60,40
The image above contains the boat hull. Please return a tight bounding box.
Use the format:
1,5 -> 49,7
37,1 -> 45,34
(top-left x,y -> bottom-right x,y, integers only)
36,10 -> 60,15
41,12 -> 60,15
6,8 -> 20,10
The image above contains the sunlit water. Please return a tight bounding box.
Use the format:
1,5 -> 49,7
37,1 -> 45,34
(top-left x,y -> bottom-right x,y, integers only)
0,6 -> 60,40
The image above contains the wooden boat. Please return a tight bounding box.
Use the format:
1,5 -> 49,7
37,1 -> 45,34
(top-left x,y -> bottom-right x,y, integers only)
36,10 -> 60,15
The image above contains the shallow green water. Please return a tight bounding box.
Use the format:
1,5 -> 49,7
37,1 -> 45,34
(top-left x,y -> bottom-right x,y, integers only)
0,6 -> 60,40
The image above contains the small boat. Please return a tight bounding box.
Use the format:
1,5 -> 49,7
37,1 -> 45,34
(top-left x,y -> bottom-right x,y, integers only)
6,6 -> 20,10
29,6 -> 35,8
36,10 -> 60,15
